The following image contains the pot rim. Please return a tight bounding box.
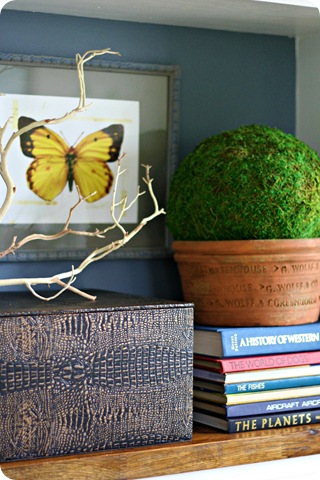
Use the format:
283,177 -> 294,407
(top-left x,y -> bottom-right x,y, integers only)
173,238 -> 320,255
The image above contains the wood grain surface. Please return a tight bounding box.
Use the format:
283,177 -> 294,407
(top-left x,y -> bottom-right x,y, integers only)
2,423 -> 320,479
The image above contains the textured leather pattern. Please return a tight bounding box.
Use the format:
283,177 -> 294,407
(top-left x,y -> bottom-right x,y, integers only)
0,291 -> 193,461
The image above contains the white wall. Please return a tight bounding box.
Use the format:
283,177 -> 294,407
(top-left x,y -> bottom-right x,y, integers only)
296,30 -> 320,154
140,453 -> 320,480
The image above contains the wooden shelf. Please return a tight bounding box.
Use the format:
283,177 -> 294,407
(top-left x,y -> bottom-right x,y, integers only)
2,423 -> 320,479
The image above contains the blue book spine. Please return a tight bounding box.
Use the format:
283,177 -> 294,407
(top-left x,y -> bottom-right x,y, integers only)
226,395 -> 320,417
195,321 -> 320,356
224,375 -> 320,394
227,408 -> 320,432
194,408 -> 320,432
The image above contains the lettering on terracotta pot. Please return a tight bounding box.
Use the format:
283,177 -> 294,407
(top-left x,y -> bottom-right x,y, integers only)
267,297 -> 318,308
261,280 -> 319,293
220,298 -> 264,308
208,265 -> 268,275
225,283 -> 254,293
223,298 -> 255,308
215,299 -> 225,308
277,282 -> 304,292
196,295 -> 320,310
290,262 -> 320,272
189,263 -> 319,276
273,265 -> 289,274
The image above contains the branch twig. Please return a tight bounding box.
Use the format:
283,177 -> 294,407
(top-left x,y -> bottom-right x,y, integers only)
0,162 -> 165,300
0,48 -> 165,301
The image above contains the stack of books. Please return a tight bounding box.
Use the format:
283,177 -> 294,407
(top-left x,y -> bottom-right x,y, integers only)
193,321 -> 320,432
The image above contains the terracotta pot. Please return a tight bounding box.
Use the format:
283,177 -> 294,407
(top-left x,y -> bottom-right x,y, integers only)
173,239 -> 320,326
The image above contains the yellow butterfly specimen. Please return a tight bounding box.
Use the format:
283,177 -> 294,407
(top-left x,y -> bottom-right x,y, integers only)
18,116 -> 124,203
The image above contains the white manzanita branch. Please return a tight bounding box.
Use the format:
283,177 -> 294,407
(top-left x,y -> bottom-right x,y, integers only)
0,49 -> 165,301
0,188 -> 106,259
0,162 -> 165,301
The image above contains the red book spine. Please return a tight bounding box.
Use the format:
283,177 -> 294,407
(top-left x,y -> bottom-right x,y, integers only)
194,351 -> 320,373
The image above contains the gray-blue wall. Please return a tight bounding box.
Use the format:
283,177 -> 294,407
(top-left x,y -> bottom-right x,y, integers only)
0,11 -> 295,299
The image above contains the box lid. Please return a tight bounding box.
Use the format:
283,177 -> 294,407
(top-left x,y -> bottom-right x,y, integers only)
0,289 -> 194,317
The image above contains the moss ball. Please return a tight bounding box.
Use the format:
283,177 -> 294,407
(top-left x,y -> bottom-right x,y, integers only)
167,125 -> 320,240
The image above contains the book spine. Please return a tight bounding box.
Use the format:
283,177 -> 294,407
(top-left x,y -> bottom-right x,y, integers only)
220,324 -> 320,357
228,409 -> 320,433
194,384 -> 320,405
224,375 -> 320,394
195,351 -> 320,373
226,395 -> 320,417
193,368 -> 223,382
193,408 -> 320,432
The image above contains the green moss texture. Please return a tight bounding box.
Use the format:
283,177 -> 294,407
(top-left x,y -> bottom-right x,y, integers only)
167,125 -> 320,240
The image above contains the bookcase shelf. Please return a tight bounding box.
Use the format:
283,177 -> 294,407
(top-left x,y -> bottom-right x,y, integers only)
2,423 -> 320,480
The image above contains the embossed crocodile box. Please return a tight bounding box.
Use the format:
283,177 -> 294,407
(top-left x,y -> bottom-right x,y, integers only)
0,290 -> 193,461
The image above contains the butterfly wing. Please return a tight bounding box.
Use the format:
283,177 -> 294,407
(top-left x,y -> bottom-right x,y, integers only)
18,116 -> 69,201
73,124 -> 124,203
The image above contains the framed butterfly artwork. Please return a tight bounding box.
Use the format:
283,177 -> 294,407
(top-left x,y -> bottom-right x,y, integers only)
0,53 -> 180,261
